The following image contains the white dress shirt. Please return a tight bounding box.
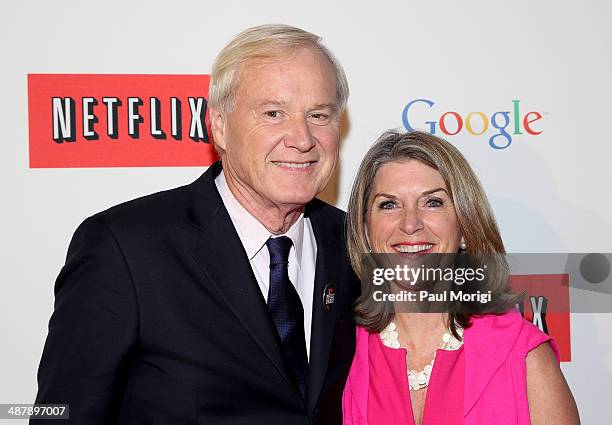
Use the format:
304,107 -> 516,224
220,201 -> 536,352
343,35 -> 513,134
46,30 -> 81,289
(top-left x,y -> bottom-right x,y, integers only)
215,171 -> 317,359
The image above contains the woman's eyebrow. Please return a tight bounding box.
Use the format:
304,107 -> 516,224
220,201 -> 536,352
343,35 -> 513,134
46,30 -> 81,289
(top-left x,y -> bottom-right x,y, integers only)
371,192 -> 397,199
372,188 -> 448,199
422,187 -> 448,196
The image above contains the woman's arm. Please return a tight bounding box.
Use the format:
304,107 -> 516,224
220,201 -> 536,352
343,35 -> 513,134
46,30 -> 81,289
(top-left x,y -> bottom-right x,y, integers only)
527,342 -> 580,425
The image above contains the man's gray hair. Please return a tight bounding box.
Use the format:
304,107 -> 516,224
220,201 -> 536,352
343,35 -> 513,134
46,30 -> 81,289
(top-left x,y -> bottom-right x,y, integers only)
209,24 -> 349,113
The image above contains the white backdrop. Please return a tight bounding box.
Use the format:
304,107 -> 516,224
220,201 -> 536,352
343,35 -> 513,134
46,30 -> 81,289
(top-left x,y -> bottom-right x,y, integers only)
2,0 -> 611,423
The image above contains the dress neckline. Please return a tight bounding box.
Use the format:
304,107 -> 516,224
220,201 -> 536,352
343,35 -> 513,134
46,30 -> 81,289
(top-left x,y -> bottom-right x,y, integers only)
373,332 -> 465,425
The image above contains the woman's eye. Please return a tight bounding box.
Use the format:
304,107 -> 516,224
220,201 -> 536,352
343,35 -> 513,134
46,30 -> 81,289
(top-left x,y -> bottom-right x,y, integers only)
426,198 -> 443,208
378,200 -> 396,210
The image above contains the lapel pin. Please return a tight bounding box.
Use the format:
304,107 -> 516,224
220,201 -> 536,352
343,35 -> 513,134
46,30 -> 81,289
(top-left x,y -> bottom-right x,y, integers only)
322,283 -> 335,311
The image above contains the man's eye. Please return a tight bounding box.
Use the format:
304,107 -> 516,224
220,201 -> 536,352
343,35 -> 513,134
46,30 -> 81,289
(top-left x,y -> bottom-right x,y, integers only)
309,112 -> 331,124
264,110 -> 281,118
378,200 -> 396,210
426,198 -> 443,208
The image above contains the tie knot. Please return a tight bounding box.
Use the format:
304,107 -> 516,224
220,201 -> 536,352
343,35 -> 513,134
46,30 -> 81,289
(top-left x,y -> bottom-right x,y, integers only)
266,236 -> 293,266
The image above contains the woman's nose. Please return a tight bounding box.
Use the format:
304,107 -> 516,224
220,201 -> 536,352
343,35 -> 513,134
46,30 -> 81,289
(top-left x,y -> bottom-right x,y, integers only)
399,206 -> 424,235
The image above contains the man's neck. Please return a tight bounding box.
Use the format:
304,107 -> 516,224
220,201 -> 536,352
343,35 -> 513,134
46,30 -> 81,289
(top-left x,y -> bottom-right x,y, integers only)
223,170 -> 305,235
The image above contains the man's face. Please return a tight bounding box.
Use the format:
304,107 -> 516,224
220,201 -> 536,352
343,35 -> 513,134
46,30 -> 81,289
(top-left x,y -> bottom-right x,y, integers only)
212,47 -> 341,210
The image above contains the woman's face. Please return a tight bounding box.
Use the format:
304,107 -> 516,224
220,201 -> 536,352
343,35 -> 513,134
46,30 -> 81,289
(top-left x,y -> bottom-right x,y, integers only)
367,160 -> 462,255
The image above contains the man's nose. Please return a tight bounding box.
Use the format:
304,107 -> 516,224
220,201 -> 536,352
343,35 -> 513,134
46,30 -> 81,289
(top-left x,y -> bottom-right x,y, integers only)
399,206 -> 424,235
285,116 -> 316,152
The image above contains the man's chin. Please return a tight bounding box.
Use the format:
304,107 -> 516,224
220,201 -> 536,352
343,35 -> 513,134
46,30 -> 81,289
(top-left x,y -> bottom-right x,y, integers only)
273,189 -> 319,208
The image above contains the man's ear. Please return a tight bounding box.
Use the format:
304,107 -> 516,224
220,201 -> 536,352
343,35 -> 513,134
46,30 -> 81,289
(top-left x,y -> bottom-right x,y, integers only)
210,109 -> 227,152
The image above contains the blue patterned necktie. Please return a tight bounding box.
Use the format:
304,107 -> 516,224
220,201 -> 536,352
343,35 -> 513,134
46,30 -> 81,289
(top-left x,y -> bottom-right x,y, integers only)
266,236 -> 308,399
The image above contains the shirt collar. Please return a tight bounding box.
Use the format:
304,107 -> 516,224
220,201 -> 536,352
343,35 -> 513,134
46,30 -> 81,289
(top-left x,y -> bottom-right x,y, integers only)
215,170 -> 304,267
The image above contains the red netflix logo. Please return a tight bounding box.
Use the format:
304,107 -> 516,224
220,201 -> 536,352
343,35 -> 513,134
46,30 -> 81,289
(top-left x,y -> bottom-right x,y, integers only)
28,74 -> 218,167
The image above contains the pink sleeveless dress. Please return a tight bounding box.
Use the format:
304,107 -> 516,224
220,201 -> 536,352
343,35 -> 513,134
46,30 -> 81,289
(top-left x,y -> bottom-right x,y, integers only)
342,310 -> 560,425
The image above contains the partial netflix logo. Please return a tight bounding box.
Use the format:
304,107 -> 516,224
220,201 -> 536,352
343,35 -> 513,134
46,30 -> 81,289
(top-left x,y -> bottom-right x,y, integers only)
28,74 -> 218,167
510,274 -> 571,362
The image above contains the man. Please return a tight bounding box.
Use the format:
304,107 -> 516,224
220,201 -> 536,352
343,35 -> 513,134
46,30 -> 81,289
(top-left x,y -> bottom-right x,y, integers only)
33,25 -> 359,425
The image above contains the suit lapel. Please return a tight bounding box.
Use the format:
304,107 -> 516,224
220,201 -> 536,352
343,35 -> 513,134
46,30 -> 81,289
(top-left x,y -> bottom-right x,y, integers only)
306,201 -> 342,412
187,163 -> 304,403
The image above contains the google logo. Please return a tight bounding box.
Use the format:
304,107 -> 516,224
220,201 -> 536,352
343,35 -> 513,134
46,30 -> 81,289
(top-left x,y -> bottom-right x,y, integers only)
402,99 -> 543,149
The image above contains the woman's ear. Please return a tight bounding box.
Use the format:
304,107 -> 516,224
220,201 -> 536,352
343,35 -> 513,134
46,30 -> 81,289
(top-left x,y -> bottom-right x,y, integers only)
365,227 -> 372,253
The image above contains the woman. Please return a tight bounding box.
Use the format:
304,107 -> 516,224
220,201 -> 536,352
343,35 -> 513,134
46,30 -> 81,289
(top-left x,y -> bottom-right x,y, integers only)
342,130 -> 579,425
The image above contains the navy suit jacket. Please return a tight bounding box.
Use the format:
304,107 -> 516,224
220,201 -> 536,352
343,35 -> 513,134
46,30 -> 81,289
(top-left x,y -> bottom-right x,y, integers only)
34,161 -> 359,424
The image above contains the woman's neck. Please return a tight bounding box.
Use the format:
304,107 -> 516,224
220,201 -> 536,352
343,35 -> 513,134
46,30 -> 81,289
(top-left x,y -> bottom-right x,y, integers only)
393,312 -> 448,350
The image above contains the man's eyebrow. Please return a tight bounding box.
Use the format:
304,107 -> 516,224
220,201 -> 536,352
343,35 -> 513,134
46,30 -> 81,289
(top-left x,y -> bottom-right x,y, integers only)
254,101 -> 338,111
256,100 -> 288,107
312,103 -> 338,110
